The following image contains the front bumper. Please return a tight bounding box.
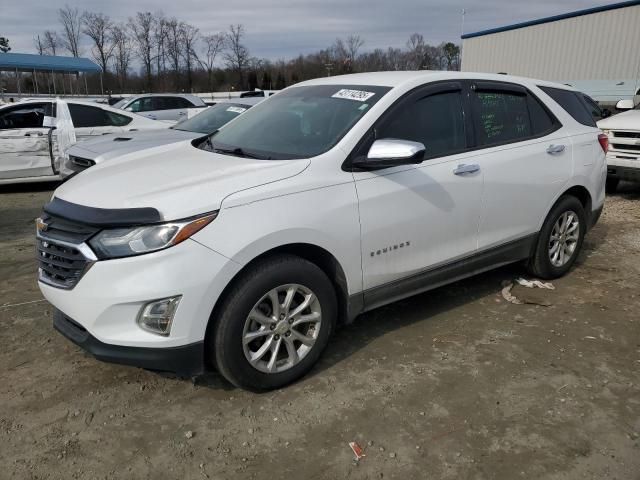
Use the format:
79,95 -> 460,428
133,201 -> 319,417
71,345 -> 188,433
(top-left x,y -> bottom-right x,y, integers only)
607,165 -> 640,183
54,309 -> 204,376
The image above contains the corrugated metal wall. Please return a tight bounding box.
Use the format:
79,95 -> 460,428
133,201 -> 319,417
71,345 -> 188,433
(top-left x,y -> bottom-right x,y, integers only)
461,5 -> 640,81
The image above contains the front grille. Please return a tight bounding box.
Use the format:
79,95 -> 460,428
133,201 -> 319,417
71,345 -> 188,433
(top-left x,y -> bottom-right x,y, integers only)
37,214 -> 99,289
612,131 -> 640,139
611,143 -> 640,152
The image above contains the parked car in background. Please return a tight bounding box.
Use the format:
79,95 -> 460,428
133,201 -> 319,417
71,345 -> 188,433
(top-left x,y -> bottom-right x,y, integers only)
113,94 -> 207,122
0,99 -> 162,184
598,99 -> 640,192
61,100 -> 260,178
38,72 -> 605,390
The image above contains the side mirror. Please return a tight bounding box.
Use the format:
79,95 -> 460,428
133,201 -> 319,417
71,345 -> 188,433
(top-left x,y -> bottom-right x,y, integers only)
125,106 -> 134,112
616,99 -> 635,110
357,139 -> 425,169
42,116 -> 56,128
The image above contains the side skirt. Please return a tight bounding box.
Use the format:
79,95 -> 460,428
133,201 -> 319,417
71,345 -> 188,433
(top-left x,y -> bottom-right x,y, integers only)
348,233 -> 538,318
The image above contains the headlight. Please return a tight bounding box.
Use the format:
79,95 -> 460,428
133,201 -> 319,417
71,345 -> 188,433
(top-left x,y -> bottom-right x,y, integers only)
89,212 -> 217,259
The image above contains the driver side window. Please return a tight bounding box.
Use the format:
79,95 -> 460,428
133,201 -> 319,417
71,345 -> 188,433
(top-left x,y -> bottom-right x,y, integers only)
377,91 -> 466,159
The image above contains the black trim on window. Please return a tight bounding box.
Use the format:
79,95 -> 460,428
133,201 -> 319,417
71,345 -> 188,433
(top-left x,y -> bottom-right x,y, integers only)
343,80 -> 562,172
343,81 -> 471,171
44,197 -> 162,227
468,80 -> 562,150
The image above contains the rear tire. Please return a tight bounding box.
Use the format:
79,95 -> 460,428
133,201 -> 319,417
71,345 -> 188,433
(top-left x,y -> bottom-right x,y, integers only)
527,195 -> 586,280
210,254 -> 337,391
605,176 -> 619,194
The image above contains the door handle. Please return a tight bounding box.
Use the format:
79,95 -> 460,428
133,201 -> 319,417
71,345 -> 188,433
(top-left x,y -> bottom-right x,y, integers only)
146,114 -> 157,120
25,131 -> 44,137
546,144 -> 565,155
453,163 -> 480,175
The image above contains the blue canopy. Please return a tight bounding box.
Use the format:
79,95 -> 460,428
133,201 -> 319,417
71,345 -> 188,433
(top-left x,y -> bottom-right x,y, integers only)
0,53 -> 101,73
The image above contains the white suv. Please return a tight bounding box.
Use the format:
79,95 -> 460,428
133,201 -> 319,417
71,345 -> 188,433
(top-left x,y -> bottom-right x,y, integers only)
37,72 -> 607,390
113,94 -> 207,122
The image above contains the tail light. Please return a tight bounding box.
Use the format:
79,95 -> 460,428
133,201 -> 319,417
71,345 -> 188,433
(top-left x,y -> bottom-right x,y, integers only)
598,133 -> 609,153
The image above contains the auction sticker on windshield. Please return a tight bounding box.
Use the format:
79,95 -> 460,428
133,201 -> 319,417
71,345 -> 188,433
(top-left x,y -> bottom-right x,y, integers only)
331,89 -> 375,102
226,106 -> 247,113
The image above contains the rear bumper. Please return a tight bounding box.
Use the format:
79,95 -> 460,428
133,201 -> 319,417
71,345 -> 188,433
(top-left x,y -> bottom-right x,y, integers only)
54,308 -> 205,376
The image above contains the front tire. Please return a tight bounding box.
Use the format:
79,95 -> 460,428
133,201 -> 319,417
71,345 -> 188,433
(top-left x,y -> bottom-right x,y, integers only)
527,195 -> 586,280
210,255 -> 337,391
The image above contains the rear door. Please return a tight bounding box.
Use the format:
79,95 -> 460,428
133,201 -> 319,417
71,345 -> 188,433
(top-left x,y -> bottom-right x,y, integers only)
68,103 -> 126,140
150,96 -> 193,121
470,81 -> 572,249
0,102 -> 55,179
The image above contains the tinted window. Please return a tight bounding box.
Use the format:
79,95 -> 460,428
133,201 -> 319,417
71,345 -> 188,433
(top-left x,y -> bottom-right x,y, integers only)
473,91 -> 531,146
127,97 -> 153,113
104,110 -> 132,126
204,84 -> 391,159
0,103 -> 53,129
378,91 -> 466,159
174,103 -> 250,134
582,95 -> 603,121
527,94 -> 557,135
68,104 -> 107,127
539,86 -> 596,127
154,97 -> 193,110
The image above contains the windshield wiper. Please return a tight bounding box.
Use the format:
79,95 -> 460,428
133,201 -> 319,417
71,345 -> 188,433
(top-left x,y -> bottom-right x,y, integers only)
212,145 -> 270,160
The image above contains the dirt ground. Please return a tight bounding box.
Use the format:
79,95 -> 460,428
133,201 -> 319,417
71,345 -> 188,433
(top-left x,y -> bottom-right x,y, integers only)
1,181 -> 639,480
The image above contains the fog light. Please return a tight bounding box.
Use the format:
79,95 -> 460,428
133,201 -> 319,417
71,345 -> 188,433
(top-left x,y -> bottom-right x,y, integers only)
137,296 -> 181,336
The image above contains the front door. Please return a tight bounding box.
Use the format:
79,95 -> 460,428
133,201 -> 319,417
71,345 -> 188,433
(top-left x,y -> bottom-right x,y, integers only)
353,83 -> 483,305
0,102 -> 54,179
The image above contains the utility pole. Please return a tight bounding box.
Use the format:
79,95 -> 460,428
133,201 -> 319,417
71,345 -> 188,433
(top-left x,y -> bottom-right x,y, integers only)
460,8 -> 466,70
324,63 -> 333,77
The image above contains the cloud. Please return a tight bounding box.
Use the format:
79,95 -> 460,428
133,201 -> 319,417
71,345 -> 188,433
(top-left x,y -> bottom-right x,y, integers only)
3,0 -> 610,60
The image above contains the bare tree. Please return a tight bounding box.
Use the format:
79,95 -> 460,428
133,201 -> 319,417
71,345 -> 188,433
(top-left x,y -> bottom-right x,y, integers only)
345,34 -> 364,68
111,24 -> 131,91
180,23 -> 199,91
199,33 -> 224,91
164,18 -> 182,89
58,5 -> 82,57
129,12 -> 154,91
44,31 -> 61,55
441,42 -> 461,71
153,12 -> 168,90
223,24 -> 250,88
82,12 -> 116,74
406,33 -> 426,69
34,35 -> 45,55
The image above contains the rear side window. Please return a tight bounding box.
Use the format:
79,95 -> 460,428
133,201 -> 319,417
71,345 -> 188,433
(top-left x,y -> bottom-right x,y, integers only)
379,91 -> 466,159
473,91 -> 531,146
154,97 -> 193,110
68,104 -> 107,128
539,86 -> 596,127
104,110 -> 132,126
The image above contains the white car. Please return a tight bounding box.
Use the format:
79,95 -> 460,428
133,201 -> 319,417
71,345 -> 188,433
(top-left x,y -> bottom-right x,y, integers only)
597,99 -> 640,192
0,99 -> 163,184
37,72 -> 606,390
61,100 -> 261,179
113,94 -> 207,122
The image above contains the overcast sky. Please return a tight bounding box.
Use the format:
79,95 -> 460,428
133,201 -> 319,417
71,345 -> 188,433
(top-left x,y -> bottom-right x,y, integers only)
3,0 -> 620,60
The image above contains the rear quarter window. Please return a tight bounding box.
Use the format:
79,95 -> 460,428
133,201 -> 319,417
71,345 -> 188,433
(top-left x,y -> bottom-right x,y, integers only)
539,86 -> 596,127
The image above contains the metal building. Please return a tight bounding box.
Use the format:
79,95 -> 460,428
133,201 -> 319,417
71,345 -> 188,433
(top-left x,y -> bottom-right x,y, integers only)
461,0 -> 640,103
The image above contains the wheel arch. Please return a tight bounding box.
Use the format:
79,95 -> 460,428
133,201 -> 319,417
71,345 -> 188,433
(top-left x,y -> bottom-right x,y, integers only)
204,242 -> 355,365
540,183 -> 593,231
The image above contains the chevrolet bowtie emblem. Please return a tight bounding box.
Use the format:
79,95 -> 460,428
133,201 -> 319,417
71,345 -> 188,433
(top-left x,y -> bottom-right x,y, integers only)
36,218 -> 48,232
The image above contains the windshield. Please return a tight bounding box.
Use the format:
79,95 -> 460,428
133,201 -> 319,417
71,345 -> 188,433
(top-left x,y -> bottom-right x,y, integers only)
201,84 -> 391,159
112,98 -> 128,109
173,103 -> 250,134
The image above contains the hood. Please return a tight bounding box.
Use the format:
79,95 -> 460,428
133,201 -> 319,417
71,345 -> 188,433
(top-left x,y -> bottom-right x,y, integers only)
67,129 -> 200,162
597,109 -> 640,130
54,142 -> 310,220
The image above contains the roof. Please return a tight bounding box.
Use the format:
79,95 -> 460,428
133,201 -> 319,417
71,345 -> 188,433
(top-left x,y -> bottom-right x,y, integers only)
296,71 -> 578,92
462,0 -> 640,39
0,53 -> 102,73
